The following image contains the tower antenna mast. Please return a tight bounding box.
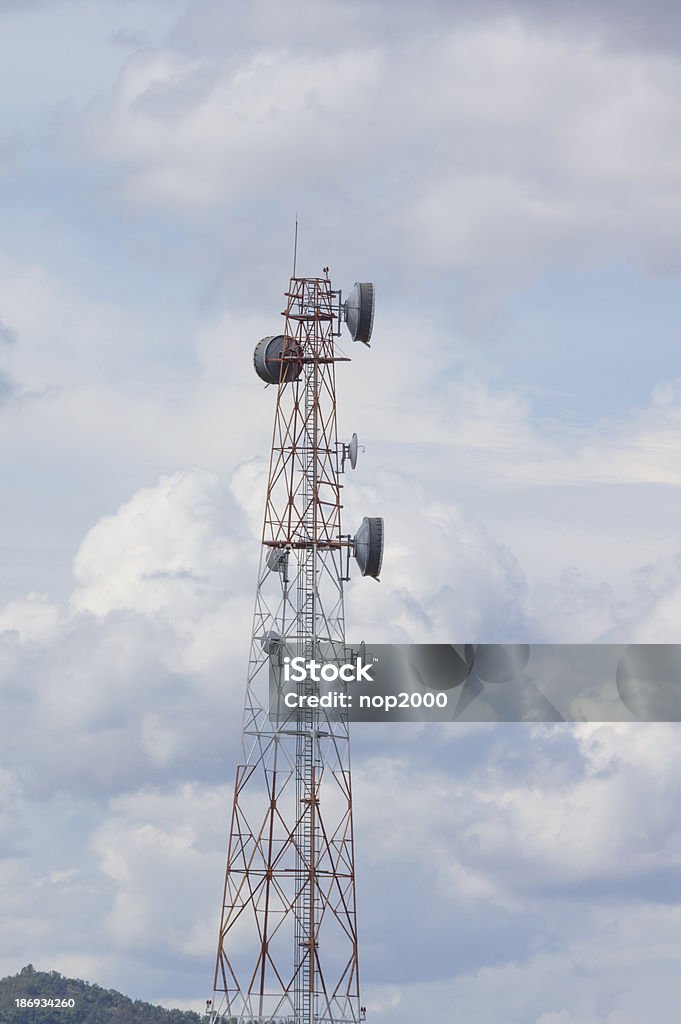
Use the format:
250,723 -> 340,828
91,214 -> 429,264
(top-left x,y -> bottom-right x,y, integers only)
210,264 -> 381,1024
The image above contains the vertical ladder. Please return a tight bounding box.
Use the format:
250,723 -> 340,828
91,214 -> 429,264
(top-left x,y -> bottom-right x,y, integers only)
295,284 -> 321,1024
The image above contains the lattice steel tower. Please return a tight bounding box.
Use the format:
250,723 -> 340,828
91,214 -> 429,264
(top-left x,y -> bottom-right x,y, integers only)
209,269 -> 383,1024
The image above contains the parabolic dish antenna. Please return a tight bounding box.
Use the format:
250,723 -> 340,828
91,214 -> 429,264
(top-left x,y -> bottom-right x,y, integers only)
354,516 -> 384,579
260,630 -> 282,654
343,282 -> 375,346
254,335 -> 303,385
348,432 -> 359,470
266,547 -> 289,576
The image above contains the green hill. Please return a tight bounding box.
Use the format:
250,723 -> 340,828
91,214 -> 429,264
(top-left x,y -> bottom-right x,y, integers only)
0,966 -> 204,1024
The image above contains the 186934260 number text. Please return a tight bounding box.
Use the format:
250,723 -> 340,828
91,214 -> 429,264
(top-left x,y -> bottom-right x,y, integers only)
15,999 -> 76,1008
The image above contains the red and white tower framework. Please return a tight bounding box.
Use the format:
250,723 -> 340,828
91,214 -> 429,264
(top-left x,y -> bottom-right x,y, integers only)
210,271 -> 382,1024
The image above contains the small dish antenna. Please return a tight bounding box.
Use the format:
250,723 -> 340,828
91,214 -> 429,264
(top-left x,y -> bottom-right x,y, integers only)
260,630 -> 282,654
353,516 -> 384,579
266,547 -> 289,580
254,335 -> 303,385
343,282 -> 375,346
341,433 -> 361,472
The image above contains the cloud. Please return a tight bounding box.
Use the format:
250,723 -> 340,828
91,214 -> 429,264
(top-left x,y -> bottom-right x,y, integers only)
0,0 -> 63,10
2,2 -> 681,1017
1,464 -> 680,1016
363,910 -> 680,1024
159,0 -> 681,67
91,784 -> 225,959
0,318 -> 18,407
71,469 -> 245,623
351,727 -> 681,1023
0,319 -> 16,346
0,470 -> 257,800
3,241 -> 681,650
0,769 -> 26,858
0,459 -> 531,808
344,469 -> 529,642
3,716 -> 673,1018
90,44 -> 383,209
357,724 -> 681,905
109,29 -> 151,50
0,370 -> 17,405
551,548 -> 681,643
83,17 -> 681,285
0,593 -> 61,643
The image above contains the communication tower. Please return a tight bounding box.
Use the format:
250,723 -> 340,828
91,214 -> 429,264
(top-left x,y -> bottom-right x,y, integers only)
209,268 -> 383,1024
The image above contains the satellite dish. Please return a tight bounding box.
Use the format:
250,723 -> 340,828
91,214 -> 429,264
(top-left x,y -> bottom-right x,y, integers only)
353,516 -> 384,579
341,433 -> 360,472
266,547 -> 289,581
266,547 -> 287,572
254,335 -> 303,385
348,433 -> 359,469
260,630 -> 282,654
343,282 -> 375,346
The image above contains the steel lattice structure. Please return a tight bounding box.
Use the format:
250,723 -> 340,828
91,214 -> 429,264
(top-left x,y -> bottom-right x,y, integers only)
210,272 -> 376,1024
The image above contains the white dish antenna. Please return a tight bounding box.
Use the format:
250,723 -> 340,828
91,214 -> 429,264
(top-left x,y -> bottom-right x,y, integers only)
266,547 -> 289,580
343,282 -> 375,346
260,630 -> 282,654
353,516 -> 384,580
341,432 -> 361,472
348,433 -> 359,469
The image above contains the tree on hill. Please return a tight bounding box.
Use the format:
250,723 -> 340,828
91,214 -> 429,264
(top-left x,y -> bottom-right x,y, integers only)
0,966 -> 205,1024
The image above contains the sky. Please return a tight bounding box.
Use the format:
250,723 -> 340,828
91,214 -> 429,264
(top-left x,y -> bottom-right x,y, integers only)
1,1 -> 681,1021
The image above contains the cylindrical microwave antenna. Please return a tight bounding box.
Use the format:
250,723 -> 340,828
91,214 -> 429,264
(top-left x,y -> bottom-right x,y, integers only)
253,334 -> 303,384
